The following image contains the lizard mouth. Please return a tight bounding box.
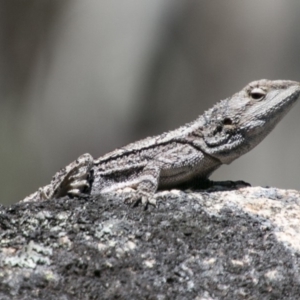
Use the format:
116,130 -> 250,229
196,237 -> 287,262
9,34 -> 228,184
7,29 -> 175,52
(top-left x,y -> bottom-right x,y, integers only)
261,89 -> 300,119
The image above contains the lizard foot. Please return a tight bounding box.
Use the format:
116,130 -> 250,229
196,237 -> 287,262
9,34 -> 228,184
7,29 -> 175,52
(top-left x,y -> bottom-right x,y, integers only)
56,153 -> 94,198
41,153 -> 94,200
128,192 -> 157,209
210,180 -> 251,189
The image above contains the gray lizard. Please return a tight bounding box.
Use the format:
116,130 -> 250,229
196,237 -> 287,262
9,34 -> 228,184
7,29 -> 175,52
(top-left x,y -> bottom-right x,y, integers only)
23,79 -> 300,205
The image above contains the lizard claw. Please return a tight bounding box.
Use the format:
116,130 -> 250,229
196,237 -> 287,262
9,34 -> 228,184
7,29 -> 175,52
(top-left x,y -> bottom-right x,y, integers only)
26,153 -> 94,202
142,196 -> 157,207
129,195 -> 157,209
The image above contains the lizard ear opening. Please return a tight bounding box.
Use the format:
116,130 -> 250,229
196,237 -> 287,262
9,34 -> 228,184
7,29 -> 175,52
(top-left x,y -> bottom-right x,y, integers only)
223,118 -> 232,125
250,88 -> 266,100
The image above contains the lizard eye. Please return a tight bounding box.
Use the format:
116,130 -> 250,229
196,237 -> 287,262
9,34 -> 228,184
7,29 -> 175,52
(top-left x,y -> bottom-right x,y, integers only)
250,88 -> 266,100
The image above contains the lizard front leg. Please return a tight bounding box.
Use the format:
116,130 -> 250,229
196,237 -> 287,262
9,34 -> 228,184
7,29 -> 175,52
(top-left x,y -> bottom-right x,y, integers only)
128,164 -> 161,206
91,162 -> 161,206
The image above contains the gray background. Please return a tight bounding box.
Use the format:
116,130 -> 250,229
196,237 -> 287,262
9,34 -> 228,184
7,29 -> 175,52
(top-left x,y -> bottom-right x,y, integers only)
1,1 -> 300,205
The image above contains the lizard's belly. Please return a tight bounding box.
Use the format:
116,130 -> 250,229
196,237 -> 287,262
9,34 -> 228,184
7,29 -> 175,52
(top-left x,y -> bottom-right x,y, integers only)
159,155 -> 221,188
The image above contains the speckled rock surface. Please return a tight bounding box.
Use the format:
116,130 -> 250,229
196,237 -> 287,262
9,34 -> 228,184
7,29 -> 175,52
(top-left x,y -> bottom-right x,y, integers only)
1,186 -> 300,299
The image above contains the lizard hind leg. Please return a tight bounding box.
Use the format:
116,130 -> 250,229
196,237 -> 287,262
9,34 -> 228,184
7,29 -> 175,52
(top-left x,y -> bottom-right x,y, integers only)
52,153 -> 94,198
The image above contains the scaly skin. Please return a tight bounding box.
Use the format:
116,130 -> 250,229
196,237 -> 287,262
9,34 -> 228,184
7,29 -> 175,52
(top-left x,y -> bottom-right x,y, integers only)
22,80 -> 300,205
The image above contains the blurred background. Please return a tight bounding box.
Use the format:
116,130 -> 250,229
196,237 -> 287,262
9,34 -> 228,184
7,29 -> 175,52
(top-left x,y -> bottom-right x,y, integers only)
1,0 -> 300,205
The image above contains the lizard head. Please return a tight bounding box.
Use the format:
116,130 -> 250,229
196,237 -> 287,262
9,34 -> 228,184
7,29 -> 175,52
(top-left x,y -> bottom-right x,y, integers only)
201,79 -> 300,164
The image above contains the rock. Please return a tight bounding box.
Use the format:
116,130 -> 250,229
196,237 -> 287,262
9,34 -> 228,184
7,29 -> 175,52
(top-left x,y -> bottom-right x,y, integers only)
1,186 -> 300,299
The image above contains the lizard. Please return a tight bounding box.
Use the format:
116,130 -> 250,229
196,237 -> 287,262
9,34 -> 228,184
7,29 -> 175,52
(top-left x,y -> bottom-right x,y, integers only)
22,79 -> 300,205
